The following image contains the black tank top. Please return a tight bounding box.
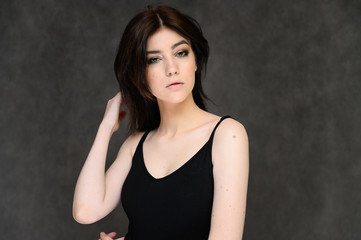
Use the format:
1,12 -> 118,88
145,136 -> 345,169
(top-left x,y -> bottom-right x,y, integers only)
121,116 -> 231,240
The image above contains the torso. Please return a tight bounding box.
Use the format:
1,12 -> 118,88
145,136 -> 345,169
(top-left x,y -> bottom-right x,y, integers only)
121,114 -> 232,240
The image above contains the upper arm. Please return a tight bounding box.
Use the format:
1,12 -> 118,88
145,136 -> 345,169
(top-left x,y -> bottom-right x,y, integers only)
208,119 -> 249,240
101,132 -> 143,215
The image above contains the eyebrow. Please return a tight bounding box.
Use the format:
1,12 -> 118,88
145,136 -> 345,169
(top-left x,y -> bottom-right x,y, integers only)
146,40 -> 189,55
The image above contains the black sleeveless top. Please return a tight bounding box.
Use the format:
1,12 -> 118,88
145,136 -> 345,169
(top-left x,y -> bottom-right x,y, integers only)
121,116 -> 231,240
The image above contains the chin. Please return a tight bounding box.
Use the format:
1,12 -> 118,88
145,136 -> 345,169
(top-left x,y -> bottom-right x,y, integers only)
160,97 -> 187,105
157,93 -> 192,105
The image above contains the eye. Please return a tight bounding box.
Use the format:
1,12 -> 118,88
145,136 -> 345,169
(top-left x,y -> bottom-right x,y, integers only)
176,50 -> 189,57
147,57 -> 160,64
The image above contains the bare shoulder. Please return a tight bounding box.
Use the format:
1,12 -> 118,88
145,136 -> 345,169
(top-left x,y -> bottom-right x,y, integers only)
118,131 -> 146,158
212,118 -> 249,164
214,118 -> 248,143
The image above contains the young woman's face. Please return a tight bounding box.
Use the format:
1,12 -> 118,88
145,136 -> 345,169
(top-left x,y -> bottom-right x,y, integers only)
145,27 -> 197,104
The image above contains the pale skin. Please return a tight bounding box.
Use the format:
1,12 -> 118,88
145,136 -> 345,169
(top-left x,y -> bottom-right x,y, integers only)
73,27 -> 249,240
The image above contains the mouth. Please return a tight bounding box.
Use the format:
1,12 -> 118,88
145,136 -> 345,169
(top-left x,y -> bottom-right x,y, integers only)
166,82 -> 184,88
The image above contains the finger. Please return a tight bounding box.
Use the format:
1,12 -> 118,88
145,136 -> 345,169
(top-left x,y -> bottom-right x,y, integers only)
107,232 -> 117,238
100,232 -> 113,240
117,92 -> 126,106
114,91 -> 121,98
115,238 -> 125,240
113,92 -> 121,103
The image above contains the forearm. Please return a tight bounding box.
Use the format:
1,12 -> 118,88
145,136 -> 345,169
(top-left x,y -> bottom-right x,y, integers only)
73,122 -> 113,222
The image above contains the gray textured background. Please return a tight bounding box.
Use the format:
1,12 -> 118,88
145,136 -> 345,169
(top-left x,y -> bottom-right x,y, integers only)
1,0 -> 360,239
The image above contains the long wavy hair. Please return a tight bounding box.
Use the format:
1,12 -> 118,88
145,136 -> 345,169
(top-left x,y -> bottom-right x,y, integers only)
114,5 -> 209,133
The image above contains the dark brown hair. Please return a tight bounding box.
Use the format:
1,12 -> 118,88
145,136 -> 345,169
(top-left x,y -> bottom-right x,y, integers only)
114,5 -> 209,133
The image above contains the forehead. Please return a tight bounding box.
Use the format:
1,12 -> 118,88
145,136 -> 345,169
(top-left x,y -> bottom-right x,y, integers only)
146,27 -> 188,50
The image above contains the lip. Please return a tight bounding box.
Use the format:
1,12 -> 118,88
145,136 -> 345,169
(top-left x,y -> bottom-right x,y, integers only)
166,81 -> 184,89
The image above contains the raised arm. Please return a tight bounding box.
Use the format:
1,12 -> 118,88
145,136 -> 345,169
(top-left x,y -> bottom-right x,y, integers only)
72,92 -> 134,224
208,118 -> 249,240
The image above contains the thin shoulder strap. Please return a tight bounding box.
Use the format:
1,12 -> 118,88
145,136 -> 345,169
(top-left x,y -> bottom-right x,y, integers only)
209,115 -> 233,141
139,130 -> 151,145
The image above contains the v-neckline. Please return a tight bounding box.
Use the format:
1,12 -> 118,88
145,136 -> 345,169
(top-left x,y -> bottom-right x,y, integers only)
141,136 -> 210,181
140,116 -> 226,182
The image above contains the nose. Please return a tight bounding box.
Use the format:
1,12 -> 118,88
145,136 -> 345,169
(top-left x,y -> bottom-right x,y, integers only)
165,59 -> 179,77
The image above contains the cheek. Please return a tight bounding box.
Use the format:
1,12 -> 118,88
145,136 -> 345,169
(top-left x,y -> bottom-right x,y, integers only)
146,69 -> 154,83
146,65 -> 161,78
187,56 -> 197,73
185,62 -> 197,77
146,69 -> 159,91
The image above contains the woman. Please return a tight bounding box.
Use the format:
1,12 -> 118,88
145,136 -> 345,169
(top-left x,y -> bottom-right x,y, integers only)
73,5 -> 249,240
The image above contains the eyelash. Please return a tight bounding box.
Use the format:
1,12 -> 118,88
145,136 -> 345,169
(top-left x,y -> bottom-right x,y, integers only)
177,50 -> 189,57
147,50 -> 189,64
147,57 -> 160,64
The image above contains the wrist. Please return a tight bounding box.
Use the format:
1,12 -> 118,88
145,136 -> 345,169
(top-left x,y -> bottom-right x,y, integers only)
99,121 -> 114,135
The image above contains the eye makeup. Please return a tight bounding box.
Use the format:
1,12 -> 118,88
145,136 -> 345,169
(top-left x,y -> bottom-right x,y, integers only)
146,37 -> 192,66
176,50 -> 189,57
146,49 -> 190,65
147,57 -> 160,64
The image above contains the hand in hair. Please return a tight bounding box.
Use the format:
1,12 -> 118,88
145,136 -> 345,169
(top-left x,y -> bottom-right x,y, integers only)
101,92 -> 127,134
99,232 -> 124,240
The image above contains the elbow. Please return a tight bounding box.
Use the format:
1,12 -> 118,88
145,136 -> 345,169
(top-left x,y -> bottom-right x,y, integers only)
72,205 -> 98,224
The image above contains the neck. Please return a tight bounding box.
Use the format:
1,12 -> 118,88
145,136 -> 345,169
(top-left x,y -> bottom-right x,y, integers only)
156,95 -> 205,136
